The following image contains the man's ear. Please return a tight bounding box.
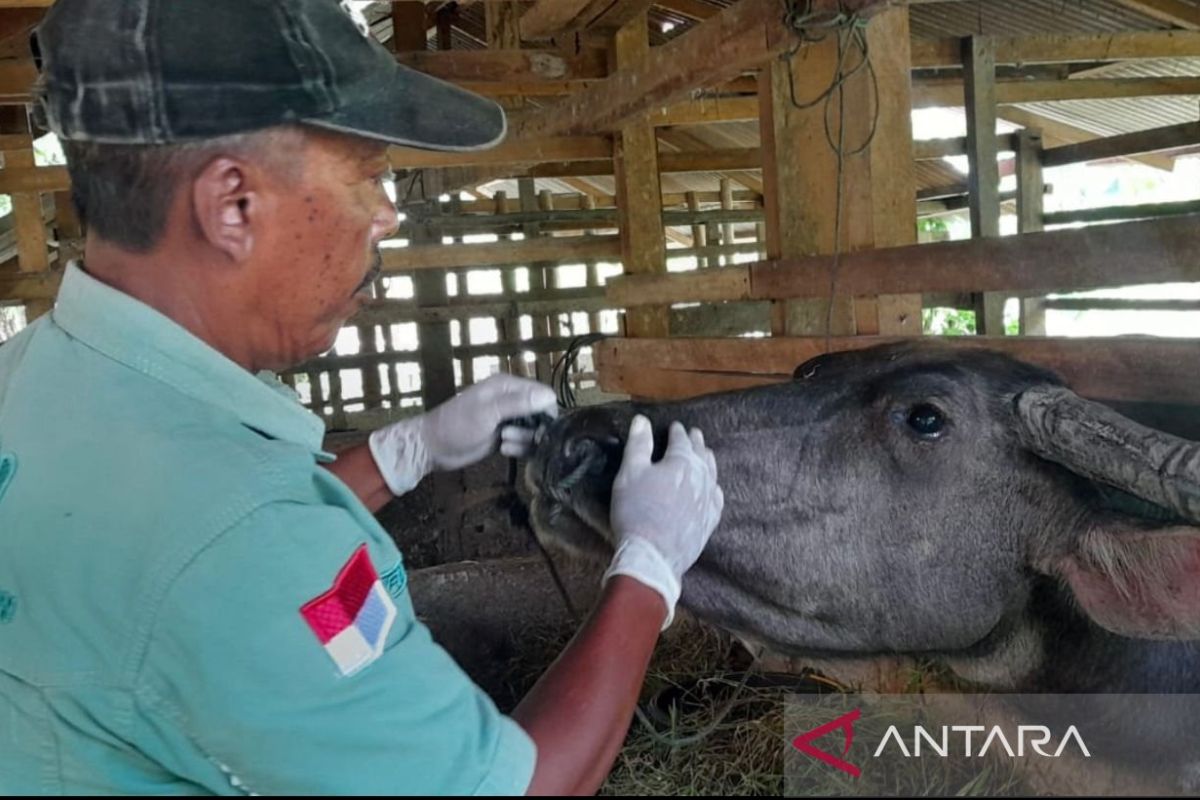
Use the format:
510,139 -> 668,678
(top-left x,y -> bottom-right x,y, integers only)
191,157 -> 264,263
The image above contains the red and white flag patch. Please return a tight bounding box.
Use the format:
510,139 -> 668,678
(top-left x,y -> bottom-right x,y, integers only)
301,544 -> 397,677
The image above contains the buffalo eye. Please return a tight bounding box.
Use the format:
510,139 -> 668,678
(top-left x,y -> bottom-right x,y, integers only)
906,403 -> 946,438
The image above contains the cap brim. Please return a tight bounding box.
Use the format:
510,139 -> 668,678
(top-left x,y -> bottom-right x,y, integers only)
304,60 -> 507,152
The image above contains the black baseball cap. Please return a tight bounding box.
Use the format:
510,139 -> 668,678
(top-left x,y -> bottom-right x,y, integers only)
30,0 -> 507,151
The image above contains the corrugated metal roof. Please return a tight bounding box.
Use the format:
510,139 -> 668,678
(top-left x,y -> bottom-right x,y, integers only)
909,0 -> 1173,39
1013,57 -> 1200,138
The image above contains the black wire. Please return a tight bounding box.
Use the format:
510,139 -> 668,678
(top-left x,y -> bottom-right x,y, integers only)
551,333 -> 608,410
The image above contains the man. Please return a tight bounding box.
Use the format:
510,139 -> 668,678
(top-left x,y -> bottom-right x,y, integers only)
0,0 -> 724,795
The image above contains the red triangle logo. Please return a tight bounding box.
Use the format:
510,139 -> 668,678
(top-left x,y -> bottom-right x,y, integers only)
791,708 -> 862,778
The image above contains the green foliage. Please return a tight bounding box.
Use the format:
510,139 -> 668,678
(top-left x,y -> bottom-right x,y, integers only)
922,308 -> 976,336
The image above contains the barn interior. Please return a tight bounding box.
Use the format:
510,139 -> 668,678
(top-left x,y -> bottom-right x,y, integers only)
2,0 -> 1200,793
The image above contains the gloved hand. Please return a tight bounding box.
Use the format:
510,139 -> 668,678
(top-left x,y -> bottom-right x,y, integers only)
368,374 -> 557,496
603,415 -> 724,630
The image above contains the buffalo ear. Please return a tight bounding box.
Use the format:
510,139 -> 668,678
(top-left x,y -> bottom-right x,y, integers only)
1044,515 -> 1200,640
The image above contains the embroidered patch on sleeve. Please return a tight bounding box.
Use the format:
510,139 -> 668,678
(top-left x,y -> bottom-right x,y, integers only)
300,544 -> 397,677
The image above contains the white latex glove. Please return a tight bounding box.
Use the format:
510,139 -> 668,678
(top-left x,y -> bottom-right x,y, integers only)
603,415 -> 724,630
368,374 -> 557,496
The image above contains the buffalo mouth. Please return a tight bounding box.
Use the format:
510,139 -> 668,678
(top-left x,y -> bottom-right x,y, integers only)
524,406 -> 632,561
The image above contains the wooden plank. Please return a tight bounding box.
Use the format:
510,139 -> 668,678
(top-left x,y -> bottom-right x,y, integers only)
1042,121 -> 1200,167
0,266 -> 60,301
432,147 -> 760,189
383,235 -> 622,272
520,0 -> 656,40
914,76 -> 1200,108
1112,0 -> 1200,29
914,134 -> 1017,160
911,30 -> 1200,68
515,0 -> 827,138
0,165 -> 69,194
1043,198 -> 1200,225
607,267 -> 751,307
594,336 -> 1200,405
613,12 -> 668,339
648,97 -> 761,126
396,48 -> 607,82
655,0 -> 721,20
391,136 -> 612,169
607,214 -> 1200,304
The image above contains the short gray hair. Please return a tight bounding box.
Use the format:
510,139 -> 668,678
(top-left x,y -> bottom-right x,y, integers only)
63,126 -> 304,252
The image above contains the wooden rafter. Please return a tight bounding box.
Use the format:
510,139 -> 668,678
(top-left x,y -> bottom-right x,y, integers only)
515,0 -> 894,139
519,0 -> 656,41
1113,0 -> 1200,29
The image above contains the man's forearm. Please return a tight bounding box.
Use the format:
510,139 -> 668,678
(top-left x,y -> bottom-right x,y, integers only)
323,442 -> 394,513
514,576 -> 667,796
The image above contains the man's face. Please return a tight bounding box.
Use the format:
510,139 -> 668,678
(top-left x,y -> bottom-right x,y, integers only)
250,129 -> 398,371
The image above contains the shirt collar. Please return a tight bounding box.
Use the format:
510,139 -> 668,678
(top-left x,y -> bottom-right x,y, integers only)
52,262 -> 334,462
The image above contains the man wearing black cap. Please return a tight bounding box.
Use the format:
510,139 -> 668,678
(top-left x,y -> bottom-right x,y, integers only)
0,0 -> 724,794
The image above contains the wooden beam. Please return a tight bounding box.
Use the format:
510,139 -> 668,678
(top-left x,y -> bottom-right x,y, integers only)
913,76 -> 1200,108
519,0 -> 655,40
593,336 -> 1200,406
516,0 -> 887,138
655,0 -> 720,20
1112,0 -> 1200,29
1043,199 -> 1200,225
0,165 -> 69,194
606,213 -> 1200,305
396,48 -> 608,82
657,128 -> 764,194
999,107 -> 1176,172
914,133 -> 1017,160
0,266 -> 60,301
911,30 -> 1200,68
381,235 -> 622,272
1042,121 -> 1200,167
648,96 -> 761,126
391,136 -> 612,169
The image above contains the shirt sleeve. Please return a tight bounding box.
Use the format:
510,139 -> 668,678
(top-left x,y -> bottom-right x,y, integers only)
133,501 -> 537,796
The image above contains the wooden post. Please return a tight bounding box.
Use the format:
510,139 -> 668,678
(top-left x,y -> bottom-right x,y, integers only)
520,177 -> 555,381
613,13 -> 668,339
719,178 -> 735,266
582,193 -> 604,334
759,6 -> 918,338
1016,128 -> 1047,336
686,191 -> 708,268
391,2 -> 427,53
493,190 -> 528,377
2,108 -> 51,320
964,35 -> 1006,335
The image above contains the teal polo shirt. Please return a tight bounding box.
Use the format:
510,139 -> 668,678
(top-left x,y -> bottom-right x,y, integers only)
0,264 -> 536,795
